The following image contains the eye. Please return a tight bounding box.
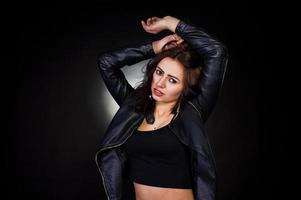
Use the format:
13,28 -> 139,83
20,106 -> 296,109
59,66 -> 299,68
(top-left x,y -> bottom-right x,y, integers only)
169,79 -> 177,84
155,69 -> 163,75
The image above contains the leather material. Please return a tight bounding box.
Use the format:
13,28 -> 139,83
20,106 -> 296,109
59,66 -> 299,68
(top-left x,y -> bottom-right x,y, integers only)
95,20 -> 229,200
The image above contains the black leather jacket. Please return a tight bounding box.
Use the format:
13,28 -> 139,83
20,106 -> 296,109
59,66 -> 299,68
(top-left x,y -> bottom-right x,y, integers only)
95,20 -> 229,200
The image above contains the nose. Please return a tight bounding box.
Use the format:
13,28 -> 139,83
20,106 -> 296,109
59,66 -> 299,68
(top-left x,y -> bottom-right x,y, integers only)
156,76 -> 166,88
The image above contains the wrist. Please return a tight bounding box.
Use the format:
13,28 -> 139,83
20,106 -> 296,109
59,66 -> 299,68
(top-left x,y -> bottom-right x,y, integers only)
164,16 -> 180,32
152,41 -> 160,54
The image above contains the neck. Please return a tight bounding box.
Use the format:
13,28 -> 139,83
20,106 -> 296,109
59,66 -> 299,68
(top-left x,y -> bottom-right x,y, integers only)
154,101 -> 176,117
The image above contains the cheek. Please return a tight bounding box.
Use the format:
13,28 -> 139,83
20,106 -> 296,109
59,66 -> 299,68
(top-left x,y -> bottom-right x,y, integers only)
166,86 -> 183,98
152,73 -> 159,85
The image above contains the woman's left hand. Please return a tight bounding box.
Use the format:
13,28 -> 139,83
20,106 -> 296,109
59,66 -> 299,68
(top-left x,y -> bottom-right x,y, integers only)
152,34 -> 184,54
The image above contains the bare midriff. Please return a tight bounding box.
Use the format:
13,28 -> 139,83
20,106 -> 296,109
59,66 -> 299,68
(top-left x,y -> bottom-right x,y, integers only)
133,182 -> 194,200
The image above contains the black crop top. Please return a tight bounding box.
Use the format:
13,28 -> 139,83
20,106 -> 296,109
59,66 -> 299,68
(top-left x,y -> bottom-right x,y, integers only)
123,124 -> 193,189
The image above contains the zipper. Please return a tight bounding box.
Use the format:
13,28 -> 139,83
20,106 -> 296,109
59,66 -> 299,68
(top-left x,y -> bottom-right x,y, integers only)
95,124 -> 139,200
187,101 -> 203,121
95,162 -> 110,200
173,107 -> 180,120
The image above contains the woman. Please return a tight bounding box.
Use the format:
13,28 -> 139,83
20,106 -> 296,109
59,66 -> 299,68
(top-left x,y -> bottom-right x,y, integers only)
95,16 -> 228,200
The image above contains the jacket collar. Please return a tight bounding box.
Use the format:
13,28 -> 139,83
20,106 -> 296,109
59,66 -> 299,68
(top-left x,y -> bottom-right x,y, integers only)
97,98 -> 207,157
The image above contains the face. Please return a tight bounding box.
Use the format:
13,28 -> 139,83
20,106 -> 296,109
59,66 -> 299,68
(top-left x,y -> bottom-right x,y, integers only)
151,57 -> 185,103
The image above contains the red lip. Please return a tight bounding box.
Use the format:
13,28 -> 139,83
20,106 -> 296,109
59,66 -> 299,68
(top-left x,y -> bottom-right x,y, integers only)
154,88 -> 165,96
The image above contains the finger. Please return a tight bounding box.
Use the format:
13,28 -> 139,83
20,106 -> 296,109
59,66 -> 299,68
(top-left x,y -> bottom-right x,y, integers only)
171,34 -> 178,41
141,20 -> 148,30
168,34 -> 178,42
174,34 -> 182,40
151,17 -> 157,22
150,18 -> 154,25
176,39 -> 184,44
147,18 -> 152,26
162,35 -> 176,43
152,16 -> 160,21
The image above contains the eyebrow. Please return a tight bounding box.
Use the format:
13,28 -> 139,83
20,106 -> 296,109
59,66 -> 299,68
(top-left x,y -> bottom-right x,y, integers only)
156,66 -> 180,81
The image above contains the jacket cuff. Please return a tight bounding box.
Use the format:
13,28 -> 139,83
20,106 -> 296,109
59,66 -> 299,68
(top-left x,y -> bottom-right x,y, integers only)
175,20 -> 187,35
142,42 -> 156,58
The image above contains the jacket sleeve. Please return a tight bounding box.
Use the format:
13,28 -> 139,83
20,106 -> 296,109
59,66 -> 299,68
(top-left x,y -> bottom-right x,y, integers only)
97,43 -> 155,107
175,20 -> 229,122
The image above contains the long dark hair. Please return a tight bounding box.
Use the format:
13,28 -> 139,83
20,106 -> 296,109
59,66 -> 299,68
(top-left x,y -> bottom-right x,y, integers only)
130,41 -> 203,115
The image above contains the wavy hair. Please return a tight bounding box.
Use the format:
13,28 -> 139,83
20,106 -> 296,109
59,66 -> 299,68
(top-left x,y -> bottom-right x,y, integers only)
130,41 -> 203,115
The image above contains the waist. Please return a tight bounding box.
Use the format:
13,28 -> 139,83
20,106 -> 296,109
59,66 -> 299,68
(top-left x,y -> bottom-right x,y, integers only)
133,181 -> 194,200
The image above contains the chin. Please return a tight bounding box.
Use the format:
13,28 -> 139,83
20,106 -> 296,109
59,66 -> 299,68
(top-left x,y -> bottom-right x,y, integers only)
153,95 -> 170,103
153,97 -> 162,102
152,93 -> 163,101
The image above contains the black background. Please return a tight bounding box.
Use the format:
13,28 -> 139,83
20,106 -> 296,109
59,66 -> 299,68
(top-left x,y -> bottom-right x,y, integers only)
8,1 -> 291,200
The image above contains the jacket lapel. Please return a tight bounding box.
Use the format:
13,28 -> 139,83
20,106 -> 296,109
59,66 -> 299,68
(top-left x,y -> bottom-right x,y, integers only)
98,105 -> 144,151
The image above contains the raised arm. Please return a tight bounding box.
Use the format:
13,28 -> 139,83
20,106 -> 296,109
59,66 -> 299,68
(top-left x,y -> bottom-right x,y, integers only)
142,16 -> 229,121
98,23 -> 184,107
97,43 -> 155,107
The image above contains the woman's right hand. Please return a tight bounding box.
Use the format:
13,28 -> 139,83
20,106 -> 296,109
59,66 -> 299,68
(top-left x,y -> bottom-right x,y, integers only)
141,16 -> 180,34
